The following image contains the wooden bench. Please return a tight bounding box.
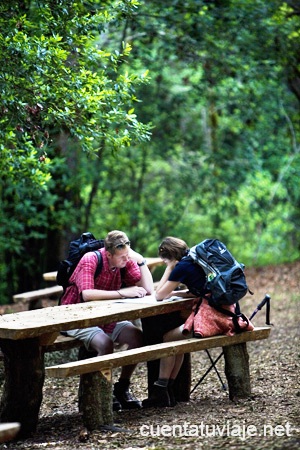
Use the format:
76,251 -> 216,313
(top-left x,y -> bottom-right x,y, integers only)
46,326 -> 271,430
0,334 -> 81,363
0,334 -> 80,368
12,285 -> 63,310
42,333 -> 82,353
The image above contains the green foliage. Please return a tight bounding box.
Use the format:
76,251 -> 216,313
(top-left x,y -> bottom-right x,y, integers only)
0,0 -> 299,303
86,0 -> 300,264
0,0 -> 151,299
0,0 -> 151,163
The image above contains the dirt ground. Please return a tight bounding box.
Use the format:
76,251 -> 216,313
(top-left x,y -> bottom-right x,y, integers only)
0,261 -> 299,450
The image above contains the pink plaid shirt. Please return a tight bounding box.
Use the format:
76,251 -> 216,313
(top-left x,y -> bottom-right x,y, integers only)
60,248 -> 141,333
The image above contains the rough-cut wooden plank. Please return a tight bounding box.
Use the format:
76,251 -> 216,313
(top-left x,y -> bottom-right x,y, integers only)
0,422 -> 20,443
46,327 -> 271,378
13,285 -> 63,303
0,335 -> 81,360
0,297 -> 194,340
13,285 -> 62,310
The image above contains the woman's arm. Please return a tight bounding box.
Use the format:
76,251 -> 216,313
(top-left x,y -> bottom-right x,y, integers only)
128,248 -> 154,294
155,263 -> 172,292
155,260 -> 196,301
155,261 -> 180,300
155,280 -> 181,301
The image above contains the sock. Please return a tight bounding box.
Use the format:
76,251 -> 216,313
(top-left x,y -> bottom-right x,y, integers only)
154,378 -> 169,388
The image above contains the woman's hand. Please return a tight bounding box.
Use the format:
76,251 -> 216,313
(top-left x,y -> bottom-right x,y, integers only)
166,259 -> 178,270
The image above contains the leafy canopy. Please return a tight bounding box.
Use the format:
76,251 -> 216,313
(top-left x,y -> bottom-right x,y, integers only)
0,0 -> 151,192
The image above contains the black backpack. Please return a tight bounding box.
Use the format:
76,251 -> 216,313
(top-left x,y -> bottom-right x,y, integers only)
56,232 -> 105,290
187,238 -> 253,332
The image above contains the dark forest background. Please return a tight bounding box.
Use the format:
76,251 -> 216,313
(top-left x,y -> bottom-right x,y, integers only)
0,0 -> 299,302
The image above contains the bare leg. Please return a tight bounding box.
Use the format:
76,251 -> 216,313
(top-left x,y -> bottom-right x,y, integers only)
113,324 -> 143,409
143,326 -> 189,408
89,324 -> 142,378
116,324 -> 143,379
159,326 -> 187,379
90,332 -> 113,356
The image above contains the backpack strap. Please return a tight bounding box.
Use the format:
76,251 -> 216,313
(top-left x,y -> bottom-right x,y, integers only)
94,250 -> 103,278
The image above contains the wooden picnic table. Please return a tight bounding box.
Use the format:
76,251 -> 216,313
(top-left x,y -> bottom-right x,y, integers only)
42,257 -> 164,281
0,295 -> 194,437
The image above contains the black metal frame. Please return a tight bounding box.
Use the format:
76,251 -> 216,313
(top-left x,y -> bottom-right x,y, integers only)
190,294 -> 271,394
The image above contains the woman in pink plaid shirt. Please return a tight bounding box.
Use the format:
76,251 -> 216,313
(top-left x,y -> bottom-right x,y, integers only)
61,230 -> 154,411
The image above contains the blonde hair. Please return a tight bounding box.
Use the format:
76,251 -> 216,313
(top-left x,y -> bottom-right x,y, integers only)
105,230 -> 130,254
158,236 -> 189,261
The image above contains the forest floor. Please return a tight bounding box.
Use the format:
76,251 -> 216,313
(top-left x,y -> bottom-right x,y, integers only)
0,261 -> 299,450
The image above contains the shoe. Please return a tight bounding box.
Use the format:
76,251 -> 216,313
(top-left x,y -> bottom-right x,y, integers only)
113,395 -> 122,411
142,384 -> 171,408
114,381 -> 141,410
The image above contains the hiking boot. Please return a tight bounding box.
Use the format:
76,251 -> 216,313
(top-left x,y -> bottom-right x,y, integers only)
113,395 -> 122,411
113,381 -> 141,410
142,384 -> 171,408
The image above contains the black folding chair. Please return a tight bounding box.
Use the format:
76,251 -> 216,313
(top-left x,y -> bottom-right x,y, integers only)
190,294 -> 271,394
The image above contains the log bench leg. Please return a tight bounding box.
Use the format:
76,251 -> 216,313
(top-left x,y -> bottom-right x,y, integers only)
0,338 -> 44,437
223,342 -> 251,401
78,371 -> 114,430
77,347 -> 113,430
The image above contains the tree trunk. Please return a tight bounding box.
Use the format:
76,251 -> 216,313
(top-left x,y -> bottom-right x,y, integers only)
223,343 -> 251,400
0,338 -> 44,437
